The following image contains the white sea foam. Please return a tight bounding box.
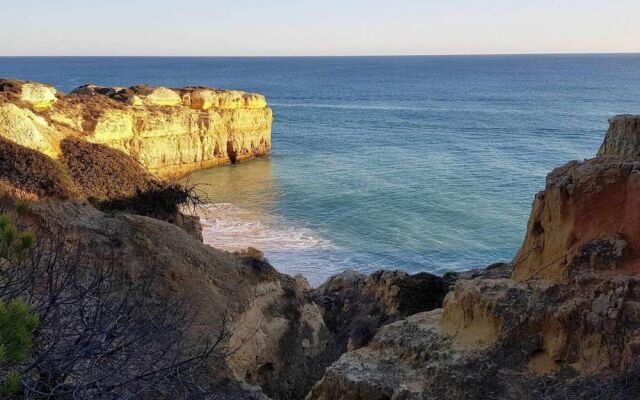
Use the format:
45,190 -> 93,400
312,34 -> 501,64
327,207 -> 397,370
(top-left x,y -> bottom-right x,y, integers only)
194,203 -> 332,253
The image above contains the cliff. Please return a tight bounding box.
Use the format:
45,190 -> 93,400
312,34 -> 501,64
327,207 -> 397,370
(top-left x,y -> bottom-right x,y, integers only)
24,199 -> 327,398
0,79 -> 272,178
308,115 -> 640,400
513,114 -> 640,282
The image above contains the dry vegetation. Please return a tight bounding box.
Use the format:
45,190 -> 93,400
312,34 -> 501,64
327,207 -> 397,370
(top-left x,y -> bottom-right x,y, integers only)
0,198 -> 224,399
0,138 -> 200,218
60,138 -> 159,201
0,139 -> 79,198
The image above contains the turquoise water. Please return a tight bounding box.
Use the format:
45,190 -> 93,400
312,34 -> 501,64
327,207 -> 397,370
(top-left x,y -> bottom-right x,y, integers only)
2,55 -> 640,284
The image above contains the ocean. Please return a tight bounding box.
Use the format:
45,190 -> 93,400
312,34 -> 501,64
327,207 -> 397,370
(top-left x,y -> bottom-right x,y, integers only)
2,55 -> 640,285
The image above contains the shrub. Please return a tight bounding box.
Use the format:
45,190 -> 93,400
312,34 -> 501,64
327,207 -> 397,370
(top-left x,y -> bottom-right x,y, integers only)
60,138 -> 160,201
0,371 -> 20,398
0,137 -> 200,218
13,202 -> 28,216
61,138 -> 202,216
0,139 -> 79,198
0,299 -> 38,364
0,210 -> 220,399
0,214 -> 35,258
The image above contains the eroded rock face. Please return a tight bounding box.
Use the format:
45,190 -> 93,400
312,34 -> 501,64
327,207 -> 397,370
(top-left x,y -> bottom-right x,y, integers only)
512,157 -> 640,282
0,79 -> 272,178
308,115 -> 640,399
29,200 -> 326,399
309,270 -> 640,399
0,103 -> 61,157
598,114 -> 640,158
513,114 -> 640,283
311,270 -> 449,354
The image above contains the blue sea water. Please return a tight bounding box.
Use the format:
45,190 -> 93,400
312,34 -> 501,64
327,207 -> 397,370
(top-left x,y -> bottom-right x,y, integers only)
2,55 -> 640,284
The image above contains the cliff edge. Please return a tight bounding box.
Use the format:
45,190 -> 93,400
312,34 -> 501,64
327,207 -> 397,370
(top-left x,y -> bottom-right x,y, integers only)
0,79 -> 272,178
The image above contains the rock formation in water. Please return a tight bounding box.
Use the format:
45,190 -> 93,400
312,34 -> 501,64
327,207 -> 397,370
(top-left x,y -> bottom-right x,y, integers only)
0,79 -> 272,178
307,115 -> 640,400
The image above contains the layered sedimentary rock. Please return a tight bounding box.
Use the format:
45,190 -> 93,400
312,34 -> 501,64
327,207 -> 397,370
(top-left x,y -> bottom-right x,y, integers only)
514,114 -> 640,282
308,115 -> 640,400
0,79 -> 272,178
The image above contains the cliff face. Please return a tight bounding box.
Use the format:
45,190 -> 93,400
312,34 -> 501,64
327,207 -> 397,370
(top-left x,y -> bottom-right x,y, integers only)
308,115 -> 640,400
513,115 -> 640,282
310,270 -> 449,355
27,199 -> 327,399
598,114 -> 640,158
0,79 -> 272,178
6,77 -> 640,398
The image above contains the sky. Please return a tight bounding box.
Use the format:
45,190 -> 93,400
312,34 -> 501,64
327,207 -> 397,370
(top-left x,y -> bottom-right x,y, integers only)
2,0 -> 639,56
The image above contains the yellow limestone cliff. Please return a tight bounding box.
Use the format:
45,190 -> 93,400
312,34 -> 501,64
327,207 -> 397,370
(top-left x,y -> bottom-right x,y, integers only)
0,79 -> 272,178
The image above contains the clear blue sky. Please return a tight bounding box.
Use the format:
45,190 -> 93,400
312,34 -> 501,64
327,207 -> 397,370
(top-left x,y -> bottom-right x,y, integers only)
2,0 -> 639,56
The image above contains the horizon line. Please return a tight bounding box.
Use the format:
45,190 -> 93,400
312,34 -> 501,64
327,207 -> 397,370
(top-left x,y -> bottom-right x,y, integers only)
1,51 -> 640,58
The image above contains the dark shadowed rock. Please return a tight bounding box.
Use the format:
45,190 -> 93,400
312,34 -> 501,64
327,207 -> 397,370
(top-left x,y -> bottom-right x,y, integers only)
311,269 -> 449,354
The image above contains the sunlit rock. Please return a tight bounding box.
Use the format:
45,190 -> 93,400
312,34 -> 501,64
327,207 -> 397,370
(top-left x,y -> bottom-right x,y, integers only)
0,79 -> 58,109
0,79 -> 272,178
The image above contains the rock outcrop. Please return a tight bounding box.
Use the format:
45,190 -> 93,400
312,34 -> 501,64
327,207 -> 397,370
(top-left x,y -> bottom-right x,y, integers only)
598,114 -> 640,158
308,115 -> 640,400
311,270 -> 449,354
514,114 -> 640,282
25,198 -> 327,399
0,79 -> 272,178
0,79 -> 59,109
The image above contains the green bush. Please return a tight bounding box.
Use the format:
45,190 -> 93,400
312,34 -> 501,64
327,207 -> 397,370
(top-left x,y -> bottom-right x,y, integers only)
0,214 -> 35,258
0,299 -> 39,364
0,371 -> 21,398
0,213 -> 39,398
13,202 -> 28,217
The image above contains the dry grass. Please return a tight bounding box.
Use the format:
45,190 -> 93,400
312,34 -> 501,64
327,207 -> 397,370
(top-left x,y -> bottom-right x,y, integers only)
61,138 -> 202,215
0,138 -> 80,198
0,137 -> 198,216
61,138 -> 159,202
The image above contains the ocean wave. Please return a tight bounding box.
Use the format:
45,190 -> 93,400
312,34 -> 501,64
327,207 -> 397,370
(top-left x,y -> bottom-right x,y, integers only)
194,203 -> 332,253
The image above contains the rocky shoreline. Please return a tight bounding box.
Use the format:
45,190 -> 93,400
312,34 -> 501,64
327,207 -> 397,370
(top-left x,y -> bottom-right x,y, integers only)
0,79 -> 638,399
